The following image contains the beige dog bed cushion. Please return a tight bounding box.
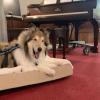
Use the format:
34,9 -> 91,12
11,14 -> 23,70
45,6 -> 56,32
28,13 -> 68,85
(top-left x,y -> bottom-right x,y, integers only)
0,61 -> 73,91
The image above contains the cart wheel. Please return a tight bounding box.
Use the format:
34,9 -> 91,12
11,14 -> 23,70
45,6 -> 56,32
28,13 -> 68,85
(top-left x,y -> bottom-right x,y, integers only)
83,47 -> 89,55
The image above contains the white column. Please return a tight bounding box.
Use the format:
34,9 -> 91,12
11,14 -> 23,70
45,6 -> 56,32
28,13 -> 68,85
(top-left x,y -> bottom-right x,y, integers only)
0,0 -> 8,42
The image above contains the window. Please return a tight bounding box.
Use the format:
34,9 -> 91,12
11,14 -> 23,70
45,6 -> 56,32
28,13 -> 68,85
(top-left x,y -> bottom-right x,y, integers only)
60,0 -> 86,3
43,0 -> 57,5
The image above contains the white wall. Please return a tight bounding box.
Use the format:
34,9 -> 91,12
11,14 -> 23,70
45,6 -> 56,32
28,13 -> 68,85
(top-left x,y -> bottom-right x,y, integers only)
0,0 -> 8,42
19,0 -> 43,15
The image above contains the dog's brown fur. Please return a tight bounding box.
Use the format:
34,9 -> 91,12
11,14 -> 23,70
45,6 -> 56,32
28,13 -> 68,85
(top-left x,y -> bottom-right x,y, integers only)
0,42 -> 15,68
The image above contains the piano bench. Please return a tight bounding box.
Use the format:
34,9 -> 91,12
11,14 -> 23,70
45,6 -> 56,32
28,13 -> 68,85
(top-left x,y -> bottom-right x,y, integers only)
50,27 -> 69,59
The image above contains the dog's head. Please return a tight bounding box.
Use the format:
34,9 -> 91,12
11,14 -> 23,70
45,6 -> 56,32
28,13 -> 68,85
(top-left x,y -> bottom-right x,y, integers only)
23,27 -> 50,59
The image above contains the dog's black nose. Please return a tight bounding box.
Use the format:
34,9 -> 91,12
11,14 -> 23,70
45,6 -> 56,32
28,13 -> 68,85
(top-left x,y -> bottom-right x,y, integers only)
38,47 -> 42,52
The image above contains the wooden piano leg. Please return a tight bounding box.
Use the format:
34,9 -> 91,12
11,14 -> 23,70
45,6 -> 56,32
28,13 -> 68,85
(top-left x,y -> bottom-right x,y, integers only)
62,26 -> 69,59
90,19 -> 99,53
74,23 -> 80,41
51,30 -> 56,58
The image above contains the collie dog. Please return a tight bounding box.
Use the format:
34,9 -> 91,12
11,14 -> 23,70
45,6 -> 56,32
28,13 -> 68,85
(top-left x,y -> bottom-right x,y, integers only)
0,26 -> 73,76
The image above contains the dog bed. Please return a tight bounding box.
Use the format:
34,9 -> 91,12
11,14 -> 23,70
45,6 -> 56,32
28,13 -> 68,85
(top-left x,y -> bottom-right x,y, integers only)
0,62 -> 73,91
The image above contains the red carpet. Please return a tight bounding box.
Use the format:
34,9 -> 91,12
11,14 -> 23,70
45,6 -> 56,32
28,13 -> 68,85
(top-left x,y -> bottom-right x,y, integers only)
0,44 -> 100,100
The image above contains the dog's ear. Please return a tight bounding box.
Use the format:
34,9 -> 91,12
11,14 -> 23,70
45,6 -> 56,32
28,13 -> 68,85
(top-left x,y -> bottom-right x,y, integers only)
18,26 -> 37,47
28,25 -> 37,35
43,29 -> 50,47
18,30 -> 29,47
26,26 -> 37,41
35,27 -> 40,31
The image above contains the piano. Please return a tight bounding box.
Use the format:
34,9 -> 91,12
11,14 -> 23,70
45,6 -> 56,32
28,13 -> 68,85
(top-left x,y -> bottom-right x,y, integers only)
23,0 -> 99,58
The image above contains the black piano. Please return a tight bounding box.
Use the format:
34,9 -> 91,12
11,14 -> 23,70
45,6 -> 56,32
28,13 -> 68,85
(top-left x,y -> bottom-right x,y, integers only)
24,0 -> 99,58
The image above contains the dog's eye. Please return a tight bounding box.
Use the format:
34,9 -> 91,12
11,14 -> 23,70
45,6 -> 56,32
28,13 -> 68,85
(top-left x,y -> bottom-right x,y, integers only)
42,40 -> 44,42
34,38 -> 37,41
45,42 -> 48,46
